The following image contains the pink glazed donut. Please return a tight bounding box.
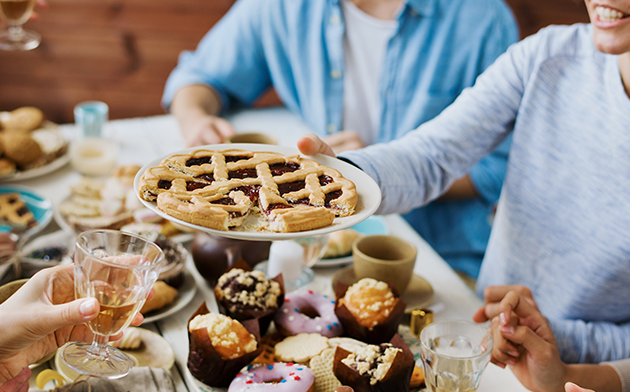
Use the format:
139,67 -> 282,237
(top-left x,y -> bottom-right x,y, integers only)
228,363 -> 315,392
274,290 -> 343,338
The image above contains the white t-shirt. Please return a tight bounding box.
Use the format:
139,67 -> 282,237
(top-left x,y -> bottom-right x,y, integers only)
341,0 -> 398,145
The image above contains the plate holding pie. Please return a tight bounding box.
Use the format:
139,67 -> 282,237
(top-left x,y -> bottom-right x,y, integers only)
134,144 -> 381,241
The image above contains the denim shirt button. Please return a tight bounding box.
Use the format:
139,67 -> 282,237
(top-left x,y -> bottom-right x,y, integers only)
330,15 -> 341,25
330,69 -> 341,79
327,124 -> 337,134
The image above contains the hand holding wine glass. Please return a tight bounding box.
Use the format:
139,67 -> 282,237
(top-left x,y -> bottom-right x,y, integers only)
60,230 -> 164,379
0,263 -> 145,388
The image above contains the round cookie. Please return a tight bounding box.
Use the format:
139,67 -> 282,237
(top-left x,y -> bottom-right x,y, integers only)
274,333 -> 329,363
275,290 -> 343,338
2,107 -> 44,132
3,133 -> 43,166
228,363 -> 315,392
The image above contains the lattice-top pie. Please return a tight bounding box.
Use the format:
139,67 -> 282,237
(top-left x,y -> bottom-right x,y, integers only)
138,149 -> 357,233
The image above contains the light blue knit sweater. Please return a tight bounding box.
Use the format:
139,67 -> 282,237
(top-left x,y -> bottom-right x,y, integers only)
342,24 -> 630,364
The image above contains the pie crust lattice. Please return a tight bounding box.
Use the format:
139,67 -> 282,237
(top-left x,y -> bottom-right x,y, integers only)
138,149 -> 357,233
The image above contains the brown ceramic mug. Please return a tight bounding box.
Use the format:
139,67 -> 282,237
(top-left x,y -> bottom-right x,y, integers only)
352,235 -> 417,294
226,132 -> 277,145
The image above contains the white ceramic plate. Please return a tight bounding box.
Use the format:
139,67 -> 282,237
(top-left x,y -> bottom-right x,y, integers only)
0,185 -> 53,238
142,268 -> 197,324
0,150 -> 70,183
134,144 -> 382,241
315,215 -> 389,267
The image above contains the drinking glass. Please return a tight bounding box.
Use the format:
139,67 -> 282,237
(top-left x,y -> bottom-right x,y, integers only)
0,0 -> 40,51
60,230 -> 164,379
420,320 -> 493,392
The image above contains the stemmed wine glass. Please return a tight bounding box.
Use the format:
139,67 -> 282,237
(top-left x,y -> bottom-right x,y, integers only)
0,0 -> 41,51
60,230 -> 164,379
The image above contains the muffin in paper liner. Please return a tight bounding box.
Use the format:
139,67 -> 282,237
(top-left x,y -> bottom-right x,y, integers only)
332,334 -> 415,392
187,302 -> 263,387
333,280 -> 405,344
214,258 -> 285,336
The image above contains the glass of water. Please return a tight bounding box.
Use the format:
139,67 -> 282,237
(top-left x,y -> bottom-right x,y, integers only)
420,320 -> 493,392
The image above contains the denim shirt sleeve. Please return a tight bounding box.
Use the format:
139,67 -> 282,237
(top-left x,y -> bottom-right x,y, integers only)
467,10 -> 518,204
338,29 -> 533,216
162,0 -> 272,113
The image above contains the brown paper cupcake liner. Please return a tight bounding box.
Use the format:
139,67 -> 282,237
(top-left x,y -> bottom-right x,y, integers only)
214,258 -> 285,335
334,280 -> 405,344
187,302 -> 263,388
332,334 -> 415,392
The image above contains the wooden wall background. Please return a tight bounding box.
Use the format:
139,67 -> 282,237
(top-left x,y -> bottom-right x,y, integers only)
0,0 -> 589,124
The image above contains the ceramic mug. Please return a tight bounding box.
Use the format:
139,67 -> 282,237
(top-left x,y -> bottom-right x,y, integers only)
226,132 -> 277,145
352,235 -> 417,294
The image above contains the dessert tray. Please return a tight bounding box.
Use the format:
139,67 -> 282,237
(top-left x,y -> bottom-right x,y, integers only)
0,118 -> 70,183
0,152 -> 71,182
142,267 -> 197,324
184,325 -> 424,392
134,144 -> 382,241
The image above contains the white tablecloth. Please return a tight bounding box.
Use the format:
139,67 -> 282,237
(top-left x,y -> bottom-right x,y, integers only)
12,107 -> 530,392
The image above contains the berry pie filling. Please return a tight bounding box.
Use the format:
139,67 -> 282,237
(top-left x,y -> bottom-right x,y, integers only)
186,156 -> 213,167
232,185 -> 261,201
196,174 -> 214,183
277,181 -> 306,195
229,169 -> 258,179
186,181 -> 209,191
225,155 -> 252,163
158,179 -> 172,189
269,162 -> 300,176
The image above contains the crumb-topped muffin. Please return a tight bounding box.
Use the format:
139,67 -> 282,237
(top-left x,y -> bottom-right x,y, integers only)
215,269 -> 281,313
189,312 -> 257,360
187,302 -> 263,387
333,335 -> 415,392
340,278 -> 398,328
341,344 -> 402,385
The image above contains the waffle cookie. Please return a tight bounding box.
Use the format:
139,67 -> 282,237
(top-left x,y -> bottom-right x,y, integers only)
138,149 -> 358,233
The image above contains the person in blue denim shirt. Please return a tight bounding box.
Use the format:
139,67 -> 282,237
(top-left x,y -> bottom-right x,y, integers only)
162,0 -> 518,278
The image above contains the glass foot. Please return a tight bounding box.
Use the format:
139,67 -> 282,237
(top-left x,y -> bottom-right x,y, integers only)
60,342 -> 132,379
254,261 -> 314,291
0,28 -> 41,51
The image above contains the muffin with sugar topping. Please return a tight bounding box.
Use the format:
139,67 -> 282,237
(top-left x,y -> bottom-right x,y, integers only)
189,312 -> 257,359
187,302 -> 262,387
334,278 -> 405,344
333,335 -> 415,392
214,261 -> 284,335
341,278 -> 398,328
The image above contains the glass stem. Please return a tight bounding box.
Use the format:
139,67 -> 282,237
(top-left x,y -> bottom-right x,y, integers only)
86,333 -> 110,359
8,25 -> 25,42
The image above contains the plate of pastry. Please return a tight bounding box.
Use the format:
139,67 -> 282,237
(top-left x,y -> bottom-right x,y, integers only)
134,144 -> 382,241
0,185 -> 53,237
54,165 -> 188,239
183,270 -> 427,392
0,107 -> 70,182
316,215 -> 389,267
141,266 -> 198,324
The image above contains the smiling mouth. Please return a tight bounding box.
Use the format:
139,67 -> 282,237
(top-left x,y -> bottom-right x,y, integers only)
595,5 -> 630,22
